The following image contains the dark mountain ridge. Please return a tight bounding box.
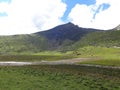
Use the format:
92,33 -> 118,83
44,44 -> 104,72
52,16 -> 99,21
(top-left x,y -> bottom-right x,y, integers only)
0,22 -> 119,54
36,22 -> 100,41
35,22 -> 101,49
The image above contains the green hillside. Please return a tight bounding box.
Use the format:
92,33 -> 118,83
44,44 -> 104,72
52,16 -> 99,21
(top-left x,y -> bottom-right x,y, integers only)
0,34 -> 48,54
0,23 -> 98,54
74,30 -> 120,48
70,30 -> 120,66
0,23 -> 119,54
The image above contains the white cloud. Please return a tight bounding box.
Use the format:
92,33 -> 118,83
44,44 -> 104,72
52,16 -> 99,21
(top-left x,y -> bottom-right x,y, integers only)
68,0 -> 120,30
68,4 -> 93,28
0,2 -> 9,12
0,0 -> 66,35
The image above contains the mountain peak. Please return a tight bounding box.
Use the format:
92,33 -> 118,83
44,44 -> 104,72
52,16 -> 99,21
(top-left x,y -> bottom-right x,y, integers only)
66,22 -> 74,25
58,22 -> 80,30
59,22 -> 76,27
35,22 -> 98,47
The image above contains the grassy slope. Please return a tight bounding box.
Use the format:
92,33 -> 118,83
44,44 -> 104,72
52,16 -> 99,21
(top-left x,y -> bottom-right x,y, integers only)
69,30 -> 120,66
72,46 -> 120,66
77,30 -> 120,47
0,34 -> 48,54
0,65 -> 119,90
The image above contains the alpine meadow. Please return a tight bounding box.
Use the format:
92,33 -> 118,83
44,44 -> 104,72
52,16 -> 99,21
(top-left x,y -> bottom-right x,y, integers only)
0,22 -> 120,90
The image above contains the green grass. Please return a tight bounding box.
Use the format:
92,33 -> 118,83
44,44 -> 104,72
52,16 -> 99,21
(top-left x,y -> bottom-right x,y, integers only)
73,46 -> 120,66
77,30 -> 120,47
0,46 -> 119,66
0,34 -> 49,54
0,54 -> 75,61
0,65 -> 119,90
80,59 -> 120,66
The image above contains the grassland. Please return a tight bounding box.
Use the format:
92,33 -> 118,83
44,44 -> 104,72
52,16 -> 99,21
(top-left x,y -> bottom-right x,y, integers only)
0,46 -> 119,90
0,65 -> 119,90
73,46 -> 120,66
0,23 -> 119,90
0,46 -> 119,66
0,54 -> 75,62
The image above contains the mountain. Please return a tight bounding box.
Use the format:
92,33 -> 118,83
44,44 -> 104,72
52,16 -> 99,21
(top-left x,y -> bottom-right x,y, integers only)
35,22 -> 99,50
0,22 -> 119,54
0,22 -> 99,54
36,22 -> 97,41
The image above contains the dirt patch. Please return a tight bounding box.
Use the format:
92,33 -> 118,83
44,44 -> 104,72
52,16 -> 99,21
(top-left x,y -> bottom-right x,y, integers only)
0,58 -> 119,69
0,58 -> 93,66
0,61 -> 32,66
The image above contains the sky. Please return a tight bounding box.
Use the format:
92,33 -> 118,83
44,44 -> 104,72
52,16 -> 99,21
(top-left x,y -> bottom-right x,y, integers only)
0,0 -> 120,35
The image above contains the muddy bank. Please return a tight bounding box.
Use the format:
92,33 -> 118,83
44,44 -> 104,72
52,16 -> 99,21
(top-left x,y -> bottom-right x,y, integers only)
0,58 -> 92,66
0,58 -> 119,69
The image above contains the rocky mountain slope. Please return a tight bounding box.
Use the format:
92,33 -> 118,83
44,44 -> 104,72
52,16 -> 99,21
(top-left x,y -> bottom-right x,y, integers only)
0,22 -> 119,54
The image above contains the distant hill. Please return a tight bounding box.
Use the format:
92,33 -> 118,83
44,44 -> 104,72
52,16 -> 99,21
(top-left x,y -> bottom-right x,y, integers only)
35,22 -> 99,50
0,22 -> 119,54
74,30 -> 120,48
0,34 -> 49,54
0,22 -> 98,54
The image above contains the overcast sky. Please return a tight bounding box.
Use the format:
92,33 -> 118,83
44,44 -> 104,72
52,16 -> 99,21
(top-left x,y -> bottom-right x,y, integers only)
0,0 -> 120,35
